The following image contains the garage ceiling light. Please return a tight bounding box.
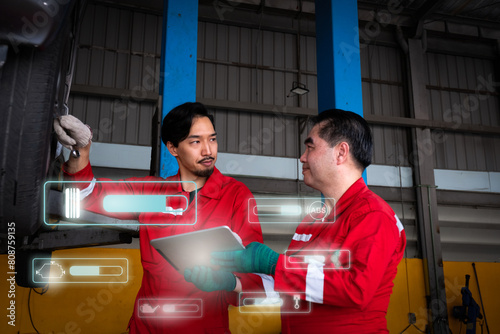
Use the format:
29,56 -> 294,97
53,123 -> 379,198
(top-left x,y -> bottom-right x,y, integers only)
289,81 -> 309,96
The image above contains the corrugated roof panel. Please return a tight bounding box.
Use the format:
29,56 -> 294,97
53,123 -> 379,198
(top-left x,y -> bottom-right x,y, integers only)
115,53 -> 129,90
207,108 -> 299,158
102,51 -> 117,88
143,13 -> 159,55
437,0 -> 500,22
439,204 -> 500,261
92,5 -> 107,47
117,9 -> 131,50
138,104 -> 155,146
426,50 -> 499,172
130,12 -> 146,52
105,7 -> 120,50
433,130 -> 500,172
216,64 -> 229,100
88,48 -> 104,86
303,74 -> 318,109
372,125 -> 386,164
74,48 -> 90,85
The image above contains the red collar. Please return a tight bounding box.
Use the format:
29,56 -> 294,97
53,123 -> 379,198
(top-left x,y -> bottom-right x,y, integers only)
333,177 -> 368,219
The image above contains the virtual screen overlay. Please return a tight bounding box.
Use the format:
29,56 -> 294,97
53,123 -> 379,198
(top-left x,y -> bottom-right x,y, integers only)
137,298 -> 203,319
44,181 -> 337,227
32,258 -> 128,284
248,197 -> 336,224
284,250 -> 351,270
43,180 -> 198,226
239,292 -> 311,314
136,292 -> 312,318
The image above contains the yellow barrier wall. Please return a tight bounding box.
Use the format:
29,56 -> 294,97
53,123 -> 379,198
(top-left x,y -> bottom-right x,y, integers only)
443,262 -> 500,334
1,248 -> 499,333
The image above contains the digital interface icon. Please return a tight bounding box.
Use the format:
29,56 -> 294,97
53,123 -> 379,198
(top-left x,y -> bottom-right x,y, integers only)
137,298 -> 203,319
32,258 -> 128,284
65,188 -> 81,219
293,295 -> 301,309
43,180 -> 198,226
102,195 -> 188,213
248,197 -> 336,224
139,304 -> 160,314
284,249 -> 351,270
239,292 -> 311,314
35,261 -> 65,279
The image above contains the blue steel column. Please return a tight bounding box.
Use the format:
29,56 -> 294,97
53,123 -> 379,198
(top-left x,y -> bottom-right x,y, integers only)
159,0 -> 199,178
315,0 -> 365,179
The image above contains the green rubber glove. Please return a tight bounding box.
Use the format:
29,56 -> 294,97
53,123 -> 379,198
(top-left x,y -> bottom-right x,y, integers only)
184,266 -> 236,292
211,242 -> 279,275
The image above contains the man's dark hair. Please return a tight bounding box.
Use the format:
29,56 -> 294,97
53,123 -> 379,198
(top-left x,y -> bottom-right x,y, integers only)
161,102 -> 215,147
310,109 -> 373,170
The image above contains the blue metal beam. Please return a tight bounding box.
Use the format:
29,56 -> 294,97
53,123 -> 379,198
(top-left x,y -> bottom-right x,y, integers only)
315,0 -> 366,180
315,0 -> 363,115
159,0 -> 199,178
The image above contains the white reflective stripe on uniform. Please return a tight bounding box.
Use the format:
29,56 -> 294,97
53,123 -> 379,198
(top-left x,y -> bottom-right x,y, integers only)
256,273 -> 280,299
80,177 -> 96,200
394,214 -> 404,235
292,233 -> 312,242
305,258 -> 325,304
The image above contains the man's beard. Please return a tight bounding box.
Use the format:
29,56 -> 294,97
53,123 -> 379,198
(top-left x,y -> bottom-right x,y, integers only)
193,166 -> 214,177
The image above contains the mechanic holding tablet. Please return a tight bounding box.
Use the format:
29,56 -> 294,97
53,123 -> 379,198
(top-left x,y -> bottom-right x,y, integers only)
207,109 -> 407,334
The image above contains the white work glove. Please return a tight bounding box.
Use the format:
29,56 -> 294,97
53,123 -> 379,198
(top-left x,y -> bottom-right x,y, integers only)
53,115 -> 92,150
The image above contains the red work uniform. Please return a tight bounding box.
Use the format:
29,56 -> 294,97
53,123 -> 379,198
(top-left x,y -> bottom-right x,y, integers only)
64,164 -> 268,334
274,178 -> 406,333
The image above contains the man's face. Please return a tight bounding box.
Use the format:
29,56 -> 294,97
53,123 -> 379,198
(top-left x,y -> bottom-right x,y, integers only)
169,116 -> 218,179
299,124 -> 336,190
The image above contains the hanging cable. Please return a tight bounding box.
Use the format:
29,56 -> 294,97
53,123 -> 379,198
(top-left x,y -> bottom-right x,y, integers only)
32,285 -> 49,295
28,289 -> 41,334
396,140 -> 412,314
400,323 -> 428,334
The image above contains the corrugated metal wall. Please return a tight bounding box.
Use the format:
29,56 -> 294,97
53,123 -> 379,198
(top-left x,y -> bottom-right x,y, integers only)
439,204 -> 500,261
423,49 -> 500,262
361,44 -> 412,166
197,22 -> 315,108
209,108 -> 299,158
200,22 -> 413,162
72,2 -> 414,164
427,52 -> 500,171
70,3 -> 161,146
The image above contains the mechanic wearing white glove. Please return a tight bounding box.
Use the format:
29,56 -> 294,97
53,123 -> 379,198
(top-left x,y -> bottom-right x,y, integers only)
53,104 -> 268,334
53,115 -> 92,172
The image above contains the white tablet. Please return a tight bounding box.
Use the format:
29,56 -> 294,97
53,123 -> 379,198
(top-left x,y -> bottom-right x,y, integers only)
150,226 -> 245,274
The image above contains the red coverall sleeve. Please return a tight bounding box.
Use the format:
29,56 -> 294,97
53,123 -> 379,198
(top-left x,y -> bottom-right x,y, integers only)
274,211 -> 402,309
63,162 -> 162,221
225,184 -> 267,305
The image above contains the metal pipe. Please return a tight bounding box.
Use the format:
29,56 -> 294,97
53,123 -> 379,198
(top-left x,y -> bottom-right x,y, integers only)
472,263 -> 490,334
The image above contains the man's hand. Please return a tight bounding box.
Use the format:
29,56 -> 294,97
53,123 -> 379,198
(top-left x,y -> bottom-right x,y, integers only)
184,266 -> 236,292
211,242 -> 279,275
54,115 -> 92,150
54,115 -> 92,174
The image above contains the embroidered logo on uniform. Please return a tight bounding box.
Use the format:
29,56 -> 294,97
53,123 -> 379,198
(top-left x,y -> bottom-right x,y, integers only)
162,206 -> 184,216
292,233 -> 312,242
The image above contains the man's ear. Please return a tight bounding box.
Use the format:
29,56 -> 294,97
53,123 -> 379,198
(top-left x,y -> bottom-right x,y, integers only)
166,141 -> 178,157
336,142 -> 350,165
